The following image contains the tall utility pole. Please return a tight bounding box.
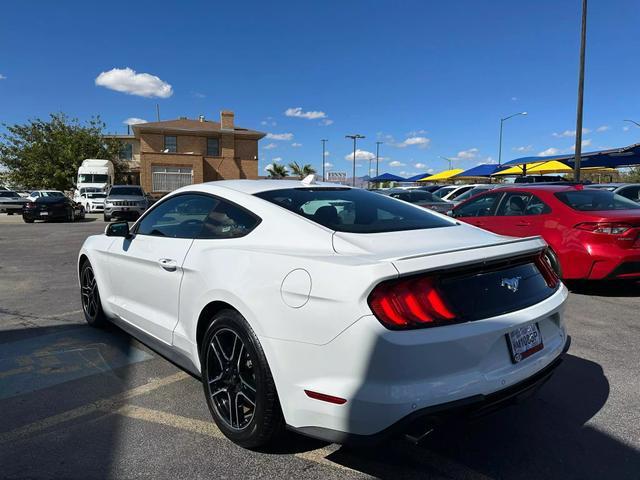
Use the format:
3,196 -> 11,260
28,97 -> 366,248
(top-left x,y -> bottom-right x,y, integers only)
375,141 -> 383,177
156,104 -> 161,122
440,156 -> 454,170
574,0 -> 588,183
498,112 -> 527,166
345,134 -> 365,186
321,139 -> 328,181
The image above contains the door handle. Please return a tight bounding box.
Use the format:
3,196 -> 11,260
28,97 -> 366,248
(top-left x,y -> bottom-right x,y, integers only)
158,258 -> 177,271
516,222 -> 530,227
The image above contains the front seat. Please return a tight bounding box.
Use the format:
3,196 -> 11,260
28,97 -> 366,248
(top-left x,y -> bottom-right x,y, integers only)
506,196 -> 526,215
313,205 -> 340,226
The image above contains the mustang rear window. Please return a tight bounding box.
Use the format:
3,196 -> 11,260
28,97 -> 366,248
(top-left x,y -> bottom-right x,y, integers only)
255,187 -> 454,233
555,190 -> 640,211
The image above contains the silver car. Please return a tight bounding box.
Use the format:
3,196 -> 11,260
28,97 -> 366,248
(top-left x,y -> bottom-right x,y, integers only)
0,190 -> 27,214
103,185 -> 149,222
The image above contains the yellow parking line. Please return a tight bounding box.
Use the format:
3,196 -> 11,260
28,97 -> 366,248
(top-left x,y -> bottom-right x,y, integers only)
0,371 -> 189,444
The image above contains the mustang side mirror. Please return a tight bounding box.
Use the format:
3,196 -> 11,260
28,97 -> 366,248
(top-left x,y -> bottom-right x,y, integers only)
105,221 -> 131,238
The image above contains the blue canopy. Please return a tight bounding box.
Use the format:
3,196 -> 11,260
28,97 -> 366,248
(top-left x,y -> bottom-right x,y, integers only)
458,164 -> 502,177
405,172 -> 432,182
369,173 -> 407,182
503,143 -> 640,168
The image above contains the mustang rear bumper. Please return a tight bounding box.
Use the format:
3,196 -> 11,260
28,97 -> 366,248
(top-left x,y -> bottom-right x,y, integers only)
291,335 -> 570,445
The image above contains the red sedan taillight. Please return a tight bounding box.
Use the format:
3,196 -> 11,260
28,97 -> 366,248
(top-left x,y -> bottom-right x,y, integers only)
368,276 -> 457,330
574,222 -> 632,235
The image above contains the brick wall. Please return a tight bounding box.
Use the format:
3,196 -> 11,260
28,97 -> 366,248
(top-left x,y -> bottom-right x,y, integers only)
140,153 -> 204,193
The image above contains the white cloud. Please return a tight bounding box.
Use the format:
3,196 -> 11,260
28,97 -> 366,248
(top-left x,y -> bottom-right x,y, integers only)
396,136 -> 430,149
324,162 -> 334,168
511,96 -> 518,101
0,74 -> 6,80
623,126 -> 631,132
291,142 -> 302,147
324,150 -> 330,157
407,129 -> 428,136
344,149 -> 375,162
538,147 -> 561,156
192,92 -> 206,98
319,119 -> 334,126
261,117 -> 277,127
389,160 -> 406,167
569,139 -> 592,151
415,162 -> 427,169
552,128 -> 590,138
427,168 -> 435,174
596,125 -> 610,133
266,132 -> 294,141
455,147 -> 479,160
285,107 -> 327,120
95,67 -> 173,98
263,143 -> 277,150
264,164 -> 273,172
272,157 -> 283,162
123,117 -> 148,126
513,145 -> 533,153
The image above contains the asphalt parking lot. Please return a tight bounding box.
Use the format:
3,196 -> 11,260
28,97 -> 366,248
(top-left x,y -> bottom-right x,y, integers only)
1,213 -> 639,480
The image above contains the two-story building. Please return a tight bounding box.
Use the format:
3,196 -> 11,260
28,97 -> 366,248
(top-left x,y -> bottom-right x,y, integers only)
131,110 -> 265,195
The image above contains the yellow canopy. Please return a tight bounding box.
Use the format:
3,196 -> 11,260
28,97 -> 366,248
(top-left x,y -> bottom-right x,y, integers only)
492,164 -> 526,176
419,168 -> 464,181
527,160 -> 572,174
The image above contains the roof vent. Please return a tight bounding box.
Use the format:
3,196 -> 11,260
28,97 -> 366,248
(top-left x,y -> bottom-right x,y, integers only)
198,115 -> 205,122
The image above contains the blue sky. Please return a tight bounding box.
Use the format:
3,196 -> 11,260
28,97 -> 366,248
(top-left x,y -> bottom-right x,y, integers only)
1,0 -> 640,178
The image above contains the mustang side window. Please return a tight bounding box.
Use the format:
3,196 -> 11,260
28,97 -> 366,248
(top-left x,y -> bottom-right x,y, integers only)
137,194 -> 218,238
198,199 -> 261,239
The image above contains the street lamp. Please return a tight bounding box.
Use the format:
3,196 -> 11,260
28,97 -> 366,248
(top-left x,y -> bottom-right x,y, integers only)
321,139 -> 328,181
440,156 -> 455,170
624,119 -> 640,128
498,111 -> 527,166
574,0 -> 588,182
375,141 -> 383,177
346,134 -> 365,186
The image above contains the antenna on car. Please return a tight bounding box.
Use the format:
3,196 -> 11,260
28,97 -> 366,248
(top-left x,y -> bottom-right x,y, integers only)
301,174 -> 317,186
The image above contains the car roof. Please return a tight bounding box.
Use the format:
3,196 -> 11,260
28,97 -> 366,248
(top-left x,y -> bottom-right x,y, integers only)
199,179 -> 350,195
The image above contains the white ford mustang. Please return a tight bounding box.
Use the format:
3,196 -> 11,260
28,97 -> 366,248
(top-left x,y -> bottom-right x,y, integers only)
78,178 -> 569,448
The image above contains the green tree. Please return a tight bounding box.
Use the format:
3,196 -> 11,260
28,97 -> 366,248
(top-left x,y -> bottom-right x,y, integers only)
0,113 -> 124,191
288,161 -> 317,179
266,163 -> 288,178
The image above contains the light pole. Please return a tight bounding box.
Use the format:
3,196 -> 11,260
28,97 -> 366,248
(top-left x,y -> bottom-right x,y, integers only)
574,0 -> 588,183
375,141 -> 383,177
321,139 -> 328,181
440,156 -> 455,170
624,119 -> 640,129
498,111 -> 527,166
346,134 -> 365,186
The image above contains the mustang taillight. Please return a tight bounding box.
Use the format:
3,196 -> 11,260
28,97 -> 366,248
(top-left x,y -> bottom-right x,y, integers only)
535,251 -> 560,289
575,222 -> 632,235
368,275 -> 457,330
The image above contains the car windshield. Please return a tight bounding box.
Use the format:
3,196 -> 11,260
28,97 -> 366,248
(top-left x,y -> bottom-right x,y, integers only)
87,193 -> 107,199
555,190 -> 640,211
433,186 -> 456,198
255,187 -> 453,233
41,191 -> 64,198
109,187 -> 143,196
78,174 -> 109,183
453,186 -> 491,202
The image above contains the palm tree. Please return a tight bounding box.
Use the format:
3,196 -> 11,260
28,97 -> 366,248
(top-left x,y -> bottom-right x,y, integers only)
266,163 -> 288,179
288,161 -> 317,179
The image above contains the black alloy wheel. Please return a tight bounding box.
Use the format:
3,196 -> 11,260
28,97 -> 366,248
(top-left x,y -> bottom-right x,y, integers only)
201,310 -> 284,448
80,262 -> 106,327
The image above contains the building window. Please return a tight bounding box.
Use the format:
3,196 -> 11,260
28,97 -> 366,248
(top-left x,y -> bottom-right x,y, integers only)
151,166 -> 193,192
120,143 -> 133,161
164,135 -> 177,153
207,138 -> 220,157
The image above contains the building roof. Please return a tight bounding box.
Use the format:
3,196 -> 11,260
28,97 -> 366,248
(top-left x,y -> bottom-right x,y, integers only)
132,118 -> 265,139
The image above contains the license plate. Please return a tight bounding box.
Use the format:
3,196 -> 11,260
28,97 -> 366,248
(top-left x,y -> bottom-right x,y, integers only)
40,212 -> 48,216
506,323 -> 543,363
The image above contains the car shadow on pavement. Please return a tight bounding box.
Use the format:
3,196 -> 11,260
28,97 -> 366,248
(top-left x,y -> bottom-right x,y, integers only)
565,279 -> 640,297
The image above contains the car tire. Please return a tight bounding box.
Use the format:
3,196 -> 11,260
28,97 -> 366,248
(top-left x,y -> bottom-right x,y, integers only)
80,261 -> 107,327
201,309 -> 285,449
23,217 -> 34,223
544,248 -> 562,279
103,214 -> 110,222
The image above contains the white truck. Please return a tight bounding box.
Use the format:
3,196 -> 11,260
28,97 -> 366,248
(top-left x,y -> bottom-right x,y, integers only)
76,159 -> 114,193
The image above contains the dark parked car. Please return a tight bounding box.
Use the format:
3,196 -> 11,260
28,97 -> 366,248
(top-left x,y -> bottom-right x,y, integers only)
381,188 -> 452,213
23,196 -> 86,223
587,183 -> 640,203
0,190 -> 27,214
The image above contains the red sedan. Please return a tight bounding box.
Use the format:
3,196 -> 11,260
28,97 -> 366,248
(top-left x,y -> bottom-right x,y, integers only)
452,185 -> 640,280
